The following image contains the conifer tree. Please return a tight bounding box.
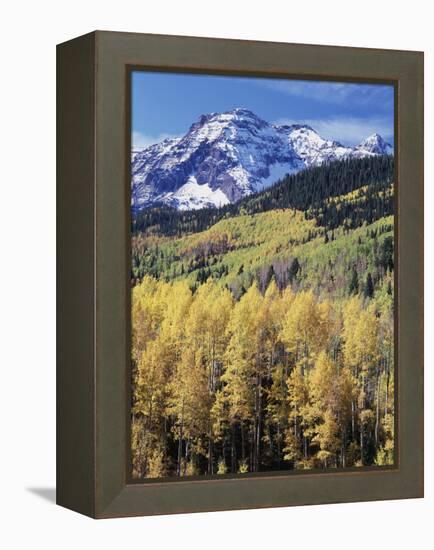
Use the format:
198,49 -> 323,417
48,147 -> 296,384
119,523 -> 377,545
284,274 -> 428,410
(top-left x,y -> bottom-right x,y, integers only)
364,272 -> 374,298
349,267 -> 359,295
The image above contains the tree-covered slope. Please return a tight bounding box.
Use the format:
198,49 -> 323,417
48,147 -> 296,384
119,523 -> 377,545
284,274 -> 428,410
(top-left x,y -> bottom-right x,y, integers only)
132,155 -> 394,236
132,183 -> 394,302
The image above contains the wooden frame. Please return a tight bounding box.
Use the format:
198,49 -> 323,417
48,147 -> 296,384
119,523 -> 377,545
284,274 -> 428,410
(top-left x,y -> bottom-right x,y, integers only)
57,30 -> 424,518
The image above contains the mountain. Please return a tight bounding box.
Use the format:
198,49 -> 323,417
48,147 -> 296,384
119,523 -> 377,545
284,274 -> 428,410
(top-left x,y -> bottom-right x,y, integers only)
277,124 -> 354,167
131,108 -> 393,212
356,133 -> 394,156
131,109 -> 303,212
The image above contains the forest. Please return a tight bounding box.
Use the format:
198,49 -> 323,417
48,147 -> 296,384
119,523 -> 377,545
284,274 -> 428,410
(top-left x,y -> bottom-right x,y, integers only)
132,155 -> 394,237
131,155 -> 395,478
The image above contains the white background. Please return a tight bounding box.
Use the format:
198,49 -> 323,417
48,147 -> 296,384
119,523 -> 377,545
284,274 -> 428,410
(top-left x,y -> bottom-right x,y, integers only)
1,0 -> 432,547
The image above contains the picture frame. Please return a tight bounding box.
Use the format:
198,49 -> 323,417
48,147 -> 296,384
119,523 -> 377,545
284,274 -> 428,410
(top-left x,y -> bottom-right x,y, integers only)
57,30 -> 423,518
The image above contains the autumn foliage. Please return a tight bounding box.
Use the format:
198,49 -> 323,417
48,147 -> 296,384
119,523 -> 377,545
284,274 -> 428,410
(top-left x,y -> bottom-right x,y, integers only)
131,277 -> 394,478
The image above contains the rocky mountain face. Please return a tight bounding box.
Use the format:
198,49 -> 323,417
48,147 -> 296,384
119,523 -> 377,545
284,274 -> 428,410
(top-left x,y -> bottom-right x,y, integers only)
356,133 -> 394,155
131,108 -> 393,211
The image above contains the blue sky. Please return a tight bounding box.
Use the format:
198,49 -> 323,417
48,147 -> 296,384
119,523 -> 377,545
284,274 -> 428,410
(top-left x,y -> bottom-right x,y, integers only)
132,71 -> 394,149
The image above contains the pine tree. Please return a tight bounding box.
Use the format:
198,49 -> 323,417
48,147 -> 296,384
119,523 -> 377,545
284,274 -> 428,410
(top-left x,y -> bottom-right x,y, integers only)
288,257 -> 300,284
364,272 -> 374,298
349,267 -> 359,295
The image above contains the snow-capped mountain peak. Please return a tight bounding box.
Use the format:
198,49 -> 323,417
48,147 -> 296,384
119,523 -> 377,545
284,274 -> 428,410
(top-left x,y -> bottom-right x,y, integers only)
357,133 -> 393,155
131,109 -> 393,212
276,124 -> 351,167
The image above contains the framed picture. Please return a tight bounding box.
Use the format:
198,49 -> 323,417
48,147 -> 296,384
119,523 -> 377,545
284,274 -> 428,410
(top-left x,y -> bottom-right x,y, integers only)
57,31 -> 423,518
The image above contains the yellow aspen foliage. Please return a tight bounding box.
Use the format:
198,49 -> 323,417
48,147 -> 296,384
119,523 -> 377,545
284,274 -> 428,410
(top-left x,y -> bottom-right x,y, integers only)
280,291 -> 329,367
131,274 -> 394,477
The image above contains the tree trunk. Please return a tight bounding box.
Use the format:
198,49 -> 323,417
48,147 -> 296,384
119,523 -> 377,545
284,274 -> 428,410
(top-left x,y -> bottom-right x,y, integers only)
375,369 -> 381,447
351,399 -> 355,441
256,374 -> 263,471
340,412 -> 347,468
184,439 -> 189,476
177,398 -> 184,477
277,422 -> 281,469
231,424 -> 236,473
360,374 -> 365,466
177,436 -> 183,477
208,431 -> 213,475
385,361 -> 390,419
241,422 -> 246,462
249,427 -> 254,472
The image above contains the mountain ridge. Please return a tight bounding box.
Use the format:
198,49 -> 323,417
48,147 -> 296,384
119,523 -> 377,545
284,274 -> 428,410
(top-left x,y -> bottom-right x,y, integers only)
132,108 -> 393,212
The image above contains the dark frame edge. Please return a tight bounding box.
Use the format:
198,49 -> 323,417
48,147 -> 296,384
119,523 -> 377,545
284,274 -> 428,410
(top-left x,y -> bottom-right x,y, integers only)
97,33 -> 423,517
95,29 -> 425,56
57,31 -> 98,518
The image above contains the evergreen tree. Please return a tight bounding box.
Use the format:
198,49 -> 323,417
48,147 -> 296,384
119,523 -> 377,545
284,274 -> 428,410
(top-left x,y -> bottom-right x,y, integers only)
288,257 -> 300,284
349,267 -> 359,295
364,272 -> 374,298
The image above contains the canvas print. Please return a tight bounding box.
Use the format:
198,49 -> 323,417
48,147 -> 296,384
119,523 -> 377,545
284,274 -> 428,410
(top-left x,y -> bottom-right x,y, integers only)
130,72 -> 395,479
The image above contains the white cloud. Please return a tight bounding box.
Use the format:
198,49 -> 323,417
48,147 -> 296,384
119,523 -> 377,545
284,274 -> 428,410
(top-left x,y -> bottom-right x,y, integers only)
132,131 -> 179,150
274,116 -> 394,146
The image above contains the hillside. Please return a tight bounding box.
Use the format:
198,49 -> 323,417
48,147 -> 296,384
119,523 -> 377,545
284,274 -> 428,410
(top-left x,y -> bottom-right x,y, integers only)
132,155 -> 394,303
133,206 -> 393,301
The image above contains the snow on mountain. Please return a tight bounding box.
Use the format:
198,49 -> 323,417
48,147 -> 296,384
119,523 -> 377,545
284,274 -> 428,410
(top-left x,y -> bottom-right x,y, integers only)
356,133 -> 393,156
155,175 -> 230,211
131,109 -> 393,212
277,124 -> 354,167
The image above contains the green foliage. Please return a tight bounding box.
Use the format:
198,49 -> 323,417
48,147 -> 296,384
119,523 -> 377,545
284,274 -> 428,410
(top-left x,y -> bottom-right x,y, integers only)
131,204 -> 393,304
